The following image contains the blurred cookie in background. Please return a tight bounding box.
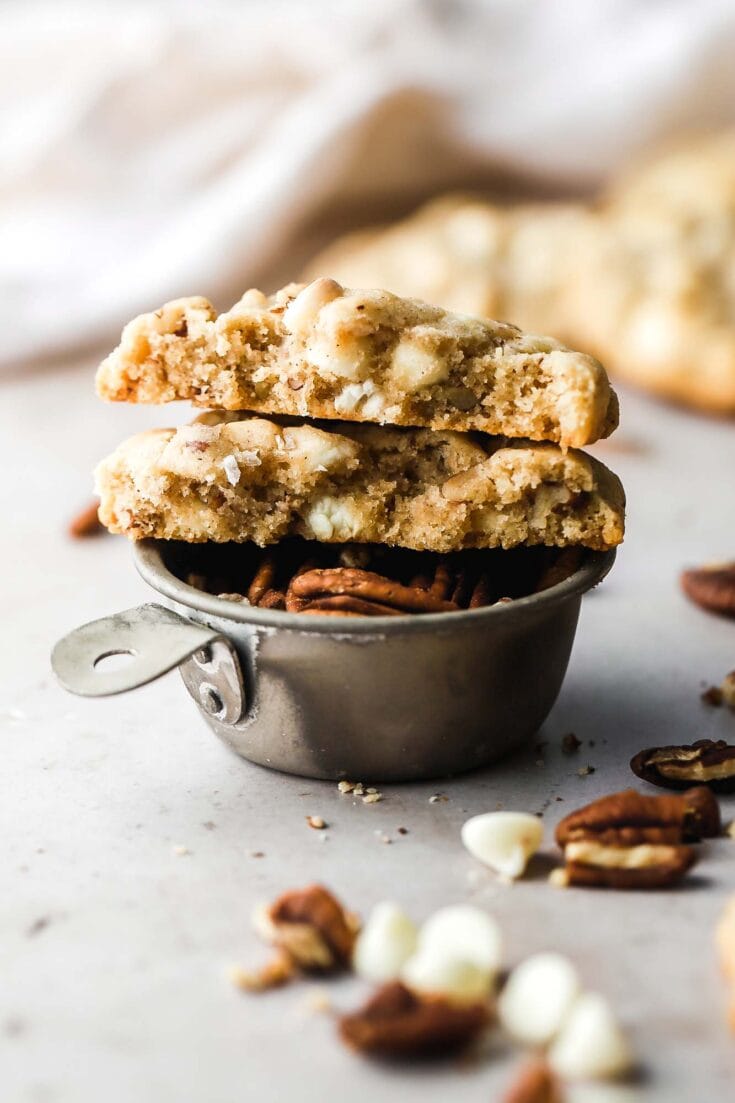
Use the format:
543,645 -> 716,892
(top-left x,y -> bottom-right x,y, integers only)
306,131 -> 735,417
573,131 -> 735,414
304,196 -> 596,343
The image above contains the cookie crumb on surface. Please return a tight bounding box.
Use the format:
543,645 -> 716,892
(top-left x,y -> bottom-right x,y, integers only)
561,732 -> 582,754
576,765 -> 595,777
306,815 -> 328,830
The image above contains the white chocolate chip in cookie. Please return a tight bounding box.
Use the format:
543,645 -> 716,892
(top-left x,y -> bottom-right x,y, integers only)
282,427 -> 356,474
334,380 -> 375,414
390,337 -> 450,392
283,277 -> 343,337
305,496 -> 361,541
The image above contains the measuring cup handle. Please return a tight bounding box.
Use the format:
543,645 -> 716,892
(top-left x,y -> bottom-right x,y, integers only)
51,603 -> 225,697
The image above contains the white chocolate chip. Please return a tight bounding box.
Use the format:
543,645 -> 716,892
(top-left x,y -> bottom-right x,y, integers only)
400,951 -> 492,1006
390,337 -> 449,392
283,429 -> 355,474
283,277 -> 343,336
353,902 -> 418,983
333,379 -> 377,415
461,811 -> 544,879
361,393 -> 386,419
221,454 -> 241,486
240,449 -> 261,468
548,992 -> 633,1080
416,905 -> 502,977
304,496 -> 360,541
498,952 -> 580,1045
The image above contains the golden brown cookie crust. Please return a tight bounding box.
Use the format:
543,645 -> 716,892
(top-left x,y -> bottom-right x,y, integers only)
95,413 -> 625,551
96,277 -> 618,448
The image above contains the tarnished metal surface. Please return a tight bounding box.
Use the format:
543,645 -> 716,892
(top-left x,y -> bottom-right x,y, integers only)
52,544 -> 614,780
138,542 -> 615,781
51,603 -> 220,697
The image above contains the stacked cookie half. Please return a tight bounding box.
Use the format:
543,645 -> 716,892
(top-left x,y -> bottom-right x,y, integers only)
94,277 -> 624,609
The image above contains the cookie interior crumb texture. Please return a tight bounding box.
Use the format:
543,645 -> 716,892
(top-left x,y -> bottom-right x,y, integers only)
95,413 -> 625,552
95,278 -> 618,448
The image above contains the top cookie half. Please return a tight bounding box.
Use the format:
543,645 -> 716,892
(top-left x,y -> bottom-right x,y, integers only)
96,277 -> 618,448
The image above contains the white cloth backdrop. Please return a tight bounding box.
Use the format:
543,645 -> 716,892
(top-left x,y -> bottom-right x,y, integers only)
3,0 -> 735,369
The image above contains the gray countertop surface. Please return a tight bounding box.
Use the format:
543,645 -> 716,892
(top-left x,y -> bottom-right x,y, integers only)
2,363 -> 734,1102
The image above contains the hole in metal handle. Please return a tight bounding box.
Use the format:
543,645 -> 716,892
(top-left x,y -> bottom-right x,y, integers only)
93,649 -> 138,671
52,604 -> 226,698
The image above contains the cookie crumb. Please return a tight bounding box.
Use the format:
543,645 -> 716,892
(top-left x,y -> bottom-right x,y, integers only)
173,845 -> 190,856
229,954 -> 294,992
577,765 -> 595,777
337,781 -> 355,793
726,821 -> 735,840
429,793 -> 448,804
363,793 -> 382,804
303,988 -> 332,1013
561,732 -> 582,754
702,686 -> 724,707
397,827 -> 409,835
307,816 -> 328,830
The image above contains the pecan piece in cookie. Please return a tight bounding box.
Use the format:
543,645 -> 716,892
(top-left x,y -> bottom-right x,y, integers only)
631,740 -> 735,793
502,1060 -> 563,1103
339,981 -> 488,1058
264,884 -> 358,972
681,563 -> 735,617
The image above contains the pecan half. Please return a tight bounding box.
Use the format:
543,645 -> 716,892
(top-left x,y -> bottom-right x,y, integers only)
631,740 -> 735,793
553,787 -> 719,889
561,839 -> 696,889
287,568 -> 459,614
681,563 -> 735,617
339,981 -> 488,1058
555,786 -> 720,845
502,1060 -> 563,1103
247,554 -> 276,604
68,499 -> 104,538
266,884 -> 357,971
296,594 -> 404,617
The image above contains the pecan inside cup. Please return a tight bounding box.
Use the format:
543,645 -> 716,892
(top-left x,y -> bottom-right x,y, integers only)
177,539 -> 587,617
631,740 -> 735,793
